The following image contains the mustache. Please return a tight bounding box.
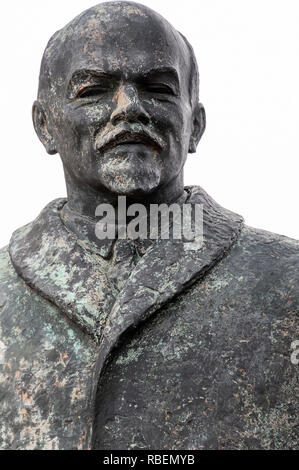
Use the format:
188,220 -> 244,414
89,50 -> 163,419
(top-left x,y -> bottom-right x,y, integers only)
94,123 -> 166,153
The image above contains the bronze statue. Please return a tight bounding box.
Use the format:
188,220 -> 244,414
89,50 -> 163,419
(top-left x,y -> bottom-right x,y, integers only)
0,1 -> 297,450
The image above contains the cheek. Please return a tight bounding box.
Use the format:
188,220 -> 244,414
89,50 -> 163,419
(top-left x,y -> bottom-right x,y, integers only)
167,105 -> 192,156
157,102 -> 192,172
57,103 -> 112,149
173,103 -> 193,158
145,99 -> 191,137
174,100 -> 193,134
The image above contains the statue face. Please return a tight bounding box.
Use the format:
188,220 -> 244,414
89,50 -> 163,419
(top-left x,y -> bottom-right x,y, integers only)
36,5 -> 203,198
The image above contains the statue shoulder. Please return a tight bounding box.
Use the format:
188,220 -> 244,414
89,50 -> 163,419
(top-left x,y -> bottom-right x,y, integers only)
237,224 -> 299,268
224,224 -> 299,306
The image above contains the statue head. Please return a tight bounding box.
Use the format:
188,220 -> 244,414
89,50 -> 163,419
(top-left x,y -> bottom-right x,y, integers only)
32,1 -> 205,204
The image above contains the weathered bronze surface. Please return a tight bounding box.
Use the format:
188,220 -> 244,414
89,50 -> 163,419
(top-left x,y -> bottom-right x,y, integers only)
0,2 -> 298,450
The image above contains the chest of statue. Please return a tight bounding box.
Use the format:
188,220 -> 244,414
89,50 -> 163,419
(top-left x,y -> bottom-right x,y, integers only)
92,233 -> 298,450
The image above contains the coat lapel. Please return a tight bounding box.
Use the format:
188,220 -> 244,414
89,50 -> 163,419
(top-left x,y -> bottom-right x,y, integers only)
9,199 -> 117,342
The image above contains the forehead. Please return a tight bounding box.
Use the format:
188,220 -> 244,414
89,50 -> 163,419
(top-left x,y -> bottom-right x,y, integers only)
48,6 -> 190,87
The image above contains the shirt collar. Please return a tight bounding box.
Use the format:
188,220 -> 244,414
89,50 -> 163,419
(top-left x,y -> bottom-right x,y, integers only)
60,191 -> 189,259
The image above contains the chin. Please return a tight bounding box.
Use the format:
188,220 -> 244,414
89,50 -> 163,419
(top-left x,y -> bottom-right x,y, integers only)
101,174 -> 161,196
99,152 -> 162,196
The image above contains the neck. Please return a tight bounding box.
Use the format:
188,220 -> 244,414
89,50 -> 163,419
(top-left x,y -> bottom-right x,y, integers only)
64,169 -> 186,221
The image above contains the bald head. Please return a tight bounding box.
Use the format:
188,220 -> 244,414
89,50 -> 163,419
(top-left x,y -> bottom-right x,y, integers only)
33,1 -> 205,202
37,1 -> 199,110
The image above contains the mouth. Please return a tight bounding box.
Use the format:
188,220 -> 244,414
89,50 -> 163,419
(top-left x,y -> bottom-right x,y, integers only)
115,139 -> 148,147
95,126 -> 165,154
106,132 -> 158,149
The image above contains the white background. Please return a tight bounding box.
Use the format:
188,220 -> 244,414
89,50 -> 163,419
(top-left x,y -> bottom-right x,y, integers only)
0,0 -> 298,247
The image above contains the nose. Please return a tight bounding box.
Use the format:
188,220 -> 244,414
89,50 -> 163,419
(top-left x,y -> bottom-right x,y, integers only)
111,83 -> 150,126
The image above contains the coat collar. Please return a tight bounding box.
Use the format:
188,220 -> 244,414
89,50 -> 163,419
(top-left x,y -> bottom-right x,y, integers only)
9,186 -> 243,348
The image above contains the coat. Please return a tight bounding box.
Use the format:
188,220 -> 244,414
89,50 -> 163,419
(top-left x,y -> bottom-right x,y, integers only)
0,186 -> 297,449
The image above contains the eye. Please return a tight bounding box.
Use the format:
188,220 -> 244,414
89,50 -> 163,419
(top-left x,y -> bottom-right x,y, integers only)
76,85 -> 108,99
143,83 -> 174,95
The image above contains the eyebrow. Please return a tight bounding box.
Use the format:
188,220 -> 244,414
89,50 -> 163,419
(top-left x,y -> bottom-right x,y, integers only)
66,70 -> 116,96
139,68 -> 180,95
138,67 -> 179,82
69,69 -> 118,84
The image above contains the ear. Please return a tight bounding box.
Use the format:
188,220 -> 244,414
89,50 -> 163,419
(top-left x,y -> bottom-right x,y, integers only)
32,100 -> 57,155
188,102 -> 206,153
